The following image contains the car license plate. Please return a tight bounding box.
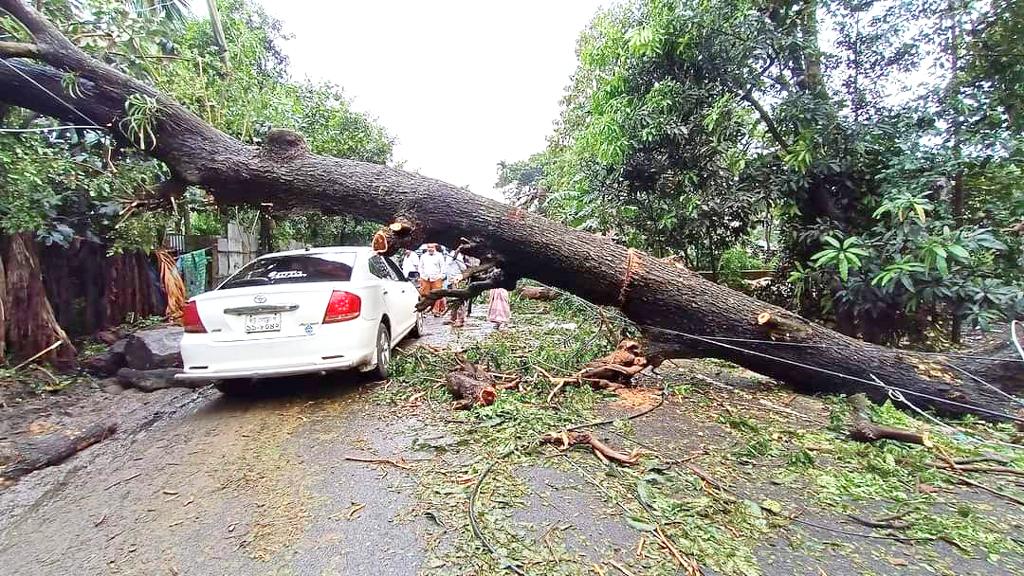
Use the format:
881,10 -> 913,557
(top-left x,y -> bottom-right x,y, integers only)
245,313 -> 281,333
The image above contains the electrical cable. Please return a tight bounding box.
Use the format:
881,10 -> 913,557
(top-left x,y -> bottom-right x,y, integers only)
659,328 -> 1024,423
0,124 -> 102,133
0,58 -> 103,128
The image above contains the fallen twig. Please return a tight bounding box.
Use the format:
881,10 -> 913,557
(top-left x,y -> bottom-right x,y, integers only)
541,431 -> 643,465
943,471 -> 1024,506
608,559 -> 638,576
12,340 -> 63,371
104,472 -> 142,490
847,512 -> 911,530
848,394 -> 932,446
655,525 -> 701,574
954,455 -> 1012,465
342,455 -> 412,470
932,462 -> 1024,477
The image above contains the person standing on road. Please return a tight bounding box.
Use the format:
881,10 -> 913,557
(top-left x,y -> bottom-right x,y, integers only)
418,243 -> 447,316
401,248 -> 420,280
488,285 -> 511,328
445,251 -> 469,327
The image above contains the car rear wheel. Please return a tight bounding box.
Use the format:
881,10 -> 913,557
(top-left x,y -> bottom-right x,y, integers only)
373,323 -> 392,380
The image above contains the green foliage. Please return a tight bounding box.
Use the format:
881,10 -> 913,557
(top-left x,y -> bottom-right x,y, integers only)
120,93 -> 163,150
515,0 -> 763,265
1,0 -> 394,255
504,0 -> 1022,343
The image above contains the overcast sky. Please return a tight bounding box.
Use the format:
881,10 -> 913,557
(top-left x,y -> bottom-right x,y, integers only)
197,1 -> 607,200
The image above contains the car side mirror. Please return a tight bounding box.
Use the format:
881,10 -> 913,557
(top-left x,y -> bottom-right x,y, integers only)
407,271 -> 420,282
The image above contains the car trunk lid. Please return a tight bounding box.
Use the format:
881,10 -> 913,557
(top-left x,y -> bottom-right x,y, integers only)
195,284 -> 334,342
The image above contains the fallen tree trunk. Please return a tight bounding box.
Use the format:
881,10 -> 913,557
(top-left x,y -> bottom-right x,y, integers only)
0,420 -> 117,481
0,0 -> 1020,419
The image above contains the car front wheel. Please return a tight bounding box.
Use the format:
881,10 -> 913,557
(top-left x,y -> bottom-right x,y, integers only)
408,312 -> 423,338
373,323 -> 392,380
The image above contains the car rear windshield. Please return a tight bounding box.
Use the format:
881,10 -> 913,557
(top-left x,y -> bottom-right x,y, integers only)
219,253 -> 357,289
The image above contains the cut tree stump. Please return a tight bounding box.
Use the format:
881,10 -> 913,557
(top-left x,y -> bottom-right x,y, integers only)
0,0 -> 1020,419
446,361 -> 498,409
519,286 -> 560,301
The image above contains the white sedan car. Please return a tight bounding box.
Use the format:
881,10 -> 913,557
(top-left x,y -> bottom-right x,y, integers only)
176,246 -> 422,393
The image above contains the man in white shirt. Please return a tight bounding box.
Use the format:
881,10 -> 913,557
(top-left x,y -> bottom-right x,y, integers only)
401,249 -> 420,279
417,244 -> 447,315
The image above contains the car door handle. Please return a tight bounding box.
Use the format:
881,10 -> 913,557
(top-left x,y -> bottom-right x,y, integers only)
383,290 -> 389,295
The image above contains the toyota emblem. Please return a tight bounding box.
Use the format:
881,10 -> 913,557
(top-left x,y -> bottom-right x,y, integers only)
253,294 -> 267,304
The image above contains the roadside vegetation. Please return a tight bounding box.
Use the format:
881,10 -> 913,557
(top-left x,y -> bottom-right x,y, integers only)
500,0 -> 1023,347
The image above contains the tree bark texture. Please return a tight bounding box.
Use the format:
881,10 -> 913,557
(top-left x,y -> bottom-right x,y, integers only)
0,0 -> 1019,418
0,248 -> 6,363
103,251 -> 165,328
2,233 -> 76,368
0,420 -> 116,481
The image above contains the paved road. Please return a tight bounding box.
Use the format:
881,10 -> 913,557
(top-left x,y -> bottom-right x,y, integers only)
0,314 -> 490,576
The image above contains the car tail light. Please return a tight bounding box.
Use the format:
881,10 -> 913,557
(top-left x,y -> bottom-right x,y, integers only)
323,291 -> 361,323
182,300 -> 207,333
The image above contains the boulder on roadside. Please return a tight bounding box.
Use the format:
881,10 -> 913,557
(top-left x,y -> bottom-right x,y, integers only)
82,351 -> 123,377
123,326 -> 183,370
116,367 -> 196,392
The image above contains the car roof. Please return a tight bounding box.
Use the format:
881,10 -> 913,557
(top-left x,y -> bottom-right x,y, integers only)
255,246 -> 373,260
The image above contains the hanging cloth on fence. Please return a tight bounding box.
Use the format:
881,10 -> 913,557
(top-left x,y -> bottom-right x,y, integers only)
176,249 -> 209,298
155,248 -> 186,320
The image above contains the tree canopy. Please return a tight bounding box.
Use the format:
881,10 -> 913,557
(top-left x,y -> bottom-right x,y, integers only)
500,0 -> 1023,344
0,0 -> 393,253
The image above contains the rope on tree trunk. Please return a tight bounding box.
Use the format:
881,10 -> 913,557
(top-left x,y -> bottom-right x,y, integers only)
618,248 -> 639,307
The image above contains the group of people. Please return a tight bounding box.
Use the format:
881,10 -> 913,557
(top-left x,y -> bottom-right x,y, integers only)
402,243 -> 510,329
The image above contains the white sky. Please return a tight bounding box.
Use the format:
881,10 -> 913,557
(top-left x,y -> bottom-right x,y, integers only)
196,1 -> 607,200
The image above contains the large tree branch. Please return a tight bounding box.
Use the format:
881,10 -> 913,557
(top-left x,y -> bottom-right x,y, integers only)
0,0 -> 1020,420
0,41 -> 39,58
739,91 -> 790,150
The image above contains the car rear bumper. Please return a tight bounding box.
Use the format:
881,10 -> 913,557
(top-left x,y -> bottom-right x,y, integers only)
175,357 -> 359,380
176,324 -> 377,381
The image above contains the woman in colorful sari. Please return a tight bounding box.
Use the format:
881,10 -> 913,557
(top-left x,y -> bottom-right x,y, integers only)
487,286 -> 511,328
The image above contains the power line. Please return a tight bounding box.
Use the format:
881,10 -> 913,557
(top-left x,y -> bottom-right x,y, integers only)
1013,320 -> 1024,362
0,58 -> 103,129
0,124 -> 103,133
690,334 -> 1024,363
665,328 -> 1024,423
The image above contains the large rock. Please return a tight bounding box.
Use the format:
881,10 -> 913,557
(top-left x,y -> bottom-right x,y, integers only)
123,326 -> 183,370
81,351 -> 123,376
